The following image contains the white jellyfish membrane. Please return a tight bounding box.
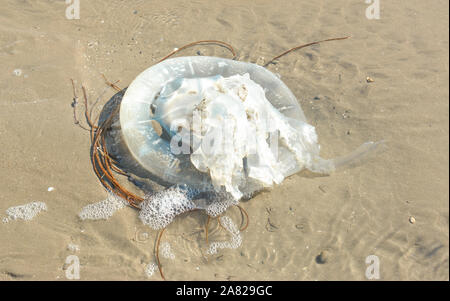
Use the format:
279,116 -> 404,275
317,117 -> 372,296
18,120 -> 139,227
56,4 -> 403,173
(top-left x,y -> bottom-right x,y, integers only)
119,56 -> 382,228
120,56 -> 309,188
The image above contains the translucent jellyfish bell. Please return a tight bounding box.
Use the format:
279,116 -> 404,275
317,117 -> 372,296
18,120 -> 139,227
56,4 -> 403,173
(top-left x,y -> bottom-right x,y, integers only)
120,56 -> 308,189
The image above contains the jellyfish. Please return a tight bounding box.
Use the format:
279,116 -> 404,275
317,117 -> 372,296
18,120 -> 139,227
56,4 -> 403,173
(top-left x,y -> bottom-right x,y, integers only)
73,39 -> 383,279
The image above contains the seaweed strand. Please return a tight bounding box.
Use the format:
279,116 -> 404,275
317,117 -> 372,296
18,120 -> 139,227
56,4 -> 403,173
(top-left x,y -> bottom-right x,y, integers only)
264,36 -> 351,67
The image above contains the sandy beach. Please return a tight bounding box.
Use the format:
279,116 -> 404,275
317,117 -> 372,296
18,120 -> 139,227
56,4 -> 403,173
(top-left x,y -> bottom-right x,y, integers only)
0,0 -> 448,280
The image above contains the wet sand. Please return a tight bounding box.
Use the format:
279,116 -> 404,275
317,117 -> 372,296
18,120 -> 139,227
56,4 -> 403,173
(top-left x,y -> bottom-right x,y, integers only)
0,0 -> 448,280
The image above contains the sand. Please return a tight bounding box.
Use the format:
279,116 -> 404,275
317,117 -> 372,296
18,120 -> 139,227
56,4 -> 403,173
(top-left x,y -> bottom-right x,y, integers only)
0,0 -> 448,280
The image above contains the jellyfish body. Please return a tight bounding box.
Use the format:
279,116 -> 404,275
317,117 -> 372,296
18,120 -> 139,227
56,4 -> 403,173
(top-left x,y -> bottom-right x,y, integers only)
120,56 -> 311,191
119,56 -> 381,225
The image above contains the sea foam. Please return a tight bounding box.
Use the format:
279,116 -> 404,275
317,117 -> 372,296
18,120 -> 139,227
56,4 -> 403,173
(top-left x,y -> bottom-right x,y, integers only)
3,201 -> 47,223
78,191 -> 128,220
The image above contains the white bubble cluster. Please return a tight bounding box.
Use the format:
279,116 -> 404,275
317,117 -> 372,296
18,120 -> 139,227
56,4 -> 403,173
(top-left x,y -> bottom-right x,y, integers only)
3,201 -> 47,222
139,186 -> 196,230
207,216 -> 242,255
78,191 -> 127,220
205,194 -> 238,217
160,242 -> 175,260
145,262 -> 158,278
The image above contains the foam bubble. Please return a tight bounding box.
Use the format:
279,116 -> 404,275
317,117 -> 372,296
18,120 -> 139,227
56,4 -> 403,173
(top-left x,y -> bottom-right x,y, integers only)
3,201 -> 47,222
188,187 -> 238,217
138,185 -> 239,230
78,191 -> 127,220
139,186 -> 196,230
204,192 -> 238,217
160,242 -> 175,259
207,215 -> 242,255
145,262 -> 158,278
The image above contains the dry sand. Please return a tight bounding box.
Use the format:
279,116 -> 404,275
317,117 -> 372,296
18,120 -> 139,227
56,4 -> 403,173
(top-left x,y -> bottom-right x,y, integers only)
0,0 -> 448,280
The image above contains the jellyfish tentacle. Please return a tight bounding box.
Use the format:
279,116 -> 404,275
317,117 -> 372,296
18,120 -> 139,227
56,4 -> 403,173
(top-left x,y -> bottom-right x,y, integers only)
236,205 -> 249,232
205,215 -> 211,245
101,73 -> 122,92
264,36 -> 351,67
70,79 -> 91,131
158,40 -> 237,62
79,86 -> 143,208
156,228 -> 167,280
